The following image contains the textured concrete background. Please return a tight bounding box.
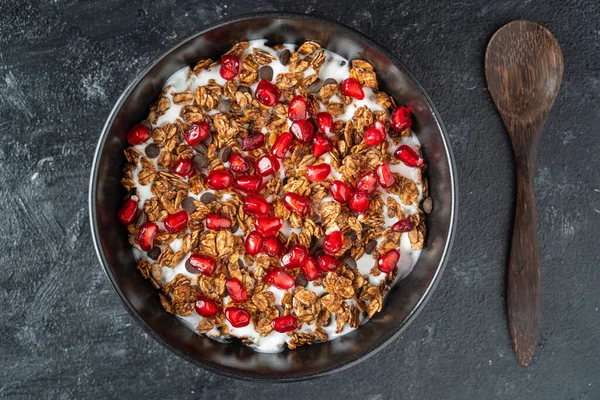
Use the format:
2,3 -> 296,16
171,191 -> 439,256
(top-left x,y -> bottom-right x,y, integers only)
1,0 -> 599,399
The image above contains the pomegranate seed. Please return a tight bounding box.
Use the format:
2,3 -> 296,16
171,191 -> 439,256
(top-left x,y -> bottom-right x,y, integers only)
288,96 -> 308,121
184,122 -> 210,146
226,278 -> 248,302
117,198 -> 138,225
254,216 -> 282,237
172,158 -> 193,177
374,120 -> 386,135
391,106 -> 412,132
301,257 -> 322,281
355,172 -> 378,194
207,169 -> 232,190
241,132 -> 264,151
317,254 -> 339,272
234,175 -> 262,193
126,123 -> 151,145
228,153 -> 250,174
363,126 -> 386,146
263,236 -> 282,257
323,231 -> 344,255
243,193 -> 270,216
255,154 -> 280,176
378,249 -> 400,273
375,163 -> 396,188
137,222 -> 158,251
282,192 -> 311,216
255,79 -> 280,107
265,267 -> 295,289
312,133 -> 332,157
271,132 -> 293,158
305,163 -> 331,182
392,217 -> 414,232
272,315 -> 298,333
219,54 -> 240,80
281,245 -> 308,269
348,192 -> 369,214
329,180 -> 351,203
226,307 -> 251,328
187,253 -> 217,276
316,112 -> 334,134
244,230 -> 264,256
341,78 -> 364,100
163,211 -> 188,233
290,119 -> 314,144
195,297 -> 218,318
205,214 -> 232,230
394,145 -> 423,167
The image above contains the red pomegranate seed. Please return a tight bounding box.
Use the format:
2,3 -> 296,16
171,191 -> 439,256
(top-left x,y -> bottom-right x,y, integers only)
184,122 -> 210,146
241,132 -> 265,151
323,231 -> 344,255
187,253 -> 217,276
282,192 -> 311,216
226,278 -> 248,302
329,180 -> 351,203
207,169 -> 232,190
163,210 -> 188,233
172,158 -> 193,177
317,254 -> 339,272
355,172 -> 378,194
234,175 -> 262,193
255,79 -> 280,107
244,230 -> 264,256
271,132 -> 294,158
375,162 -> 396,188
316,112 -> 334,134
301,257 -> 322,281
228,153 -> 250,174
263,236 -> 282,257
290,119 -> 314,144
394,145 -> 423,167
348,192 -> 369,214
117,197 -> 138,225
392,217 -> 414,232
225,307 -> 251,328
137,222 -> 158,251
126,123 -> 151,145
219,54 -> 240,81
272,315 -> 298,333
205,214 -> 232,230
378,249 -> 400,273
255,154 -> 280,176
374,120 -> 386,135
254,216 -> 282,237
363,125 -> 386,146
305,163 -> 331,182
312,133 -> 332,157
341,78 -> 364,100
288,96 -> 308,121
243,193 -> 270,216
281,245 -> 308,269
265,267 -> 295,289
195,297 -> 218,318
391,106 -> 412,132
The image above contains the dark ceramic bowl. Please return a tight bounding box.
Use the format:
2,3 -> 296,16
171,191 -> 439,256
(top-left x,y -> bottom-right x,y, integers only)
89,12 -> 457,381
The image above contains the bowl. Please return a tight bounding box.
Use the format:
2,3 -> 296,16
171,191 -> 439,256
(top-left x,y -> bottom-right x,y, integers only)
89,12 -> 457,381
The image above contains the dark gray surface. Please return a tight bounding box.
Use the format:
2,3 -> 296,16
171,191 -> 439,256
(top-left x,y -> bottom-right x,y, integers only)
0,0 -> 598,399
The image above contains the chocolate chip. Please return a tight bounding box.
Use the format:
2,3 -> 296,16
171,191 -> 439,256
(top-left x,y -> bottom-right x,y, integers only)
339,60 -> 347,66
323,78 -> 338,86
423,197 -> 433,214
347,231 -> 357,242
144,143 -> 160,159
202,133 -> 213,145
279,49 -> 291,66
230,222 -> 239,234
365,239 -> 377,255
181,196 -> 197,212
238,259 -> 244,269
185,258 -> 199,274
147,246 -> 161,260
219,146 -> 232,163
308,78 -> 323,93
259,65 -> 274,81
218,99 -> 232,113
295,275 -> 308,287
192,153 -> 208,170
282,176 -> 289,186
135,211 -> 147,228
193,144 -> 207,156
238,86 -> 251,95
200,192 -> 217,204
342,255 -> 357,269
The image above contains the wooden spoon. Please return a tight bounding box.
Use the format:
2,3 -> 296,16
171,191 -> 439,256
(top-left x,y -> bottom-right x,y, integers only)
485,20 -> 563,367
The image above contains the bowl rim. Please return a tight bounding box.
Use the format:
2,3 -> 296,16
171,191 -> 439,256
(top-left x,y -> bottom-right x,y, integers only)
89,11 -> 458,382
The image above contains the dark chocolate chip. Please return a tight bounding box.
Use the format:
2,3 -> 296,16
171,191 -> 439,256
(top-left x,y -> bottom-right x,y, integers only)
279,49 -> 291,66
185,258 -> 199,274
342,255 -> 357,270
192,153 -> 208,170
259,65 -> 274,81
282,176 -> 289,186
423,197 -> 433,214
323,78 -> 338,86
147,246 -> 161,260
144,143 -> 160,159
307,78 -> 323,93
219,146 -> 232,163
181,196 -> 197,212
365,239 -> 377,255
238,258 -> 244,269
200,192 -> 217,204
295,275 -> 308,287
193,144 -> 207,156
230,222 -> 239,234
238,86 -> 251,95
339,60 -> 347,66
218,99 -> 232,113
135,211 -> 147,228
